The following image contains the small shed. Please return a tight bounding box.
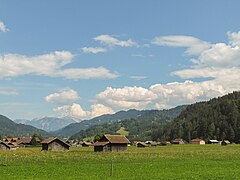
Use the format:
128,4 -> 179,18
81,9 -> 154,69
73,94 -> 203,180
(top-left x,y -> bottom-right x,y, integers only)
93,134 -> 130,152
41,137 -> 70,151
136,142 -> 148,148
191,139 -> 205,145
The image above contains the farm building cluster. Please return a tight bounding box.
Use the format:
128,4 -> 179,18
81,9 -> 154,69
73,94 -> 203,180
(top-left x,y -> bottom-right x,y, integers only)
0,137 -> 41,150
0,135 -> 232,152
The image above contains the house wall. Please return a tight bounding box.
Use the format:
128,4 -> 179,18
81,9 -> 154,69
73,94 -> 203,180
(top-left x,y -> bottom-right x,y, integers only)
110,144 -> 127,151
94,144 -> 128,152
48,141 -> 68,151
94,145 -> 111,152
94,146 -> 103,152
0,144 -> 10,150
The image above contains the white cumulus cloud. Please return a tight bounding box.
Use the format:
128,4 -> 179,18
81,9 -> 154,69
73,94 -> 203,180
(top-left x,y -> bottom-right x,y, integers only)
45,89 -> 79,105
54,103 -> 114,120
0,51 -> 118,79
171,32 -> 240,92
95,80 -> 228,111
150,80 -> 226,109
96,86 -> 157,109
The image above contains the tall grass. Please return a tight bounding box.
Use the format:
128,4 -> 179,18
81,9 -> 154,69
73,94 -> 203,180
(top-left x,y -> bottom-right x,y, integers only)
0,145 -> 240,179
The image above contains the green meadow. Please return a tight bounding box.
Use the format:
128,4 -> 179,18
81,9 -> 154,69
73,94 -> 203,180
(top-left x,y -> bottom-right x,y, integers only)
0,145 -> 240,179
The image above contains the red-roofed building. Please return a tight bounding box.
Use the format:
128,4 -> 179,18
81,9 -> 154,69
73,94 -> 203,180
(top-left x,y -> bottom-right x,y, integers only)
191,139 -> 205,145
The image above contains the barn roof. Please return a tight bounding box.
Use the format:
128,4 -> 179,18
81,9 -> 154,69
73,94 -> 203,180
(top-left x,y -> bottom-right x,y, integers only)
0,142 -> 11,148
104,134 -> 130,144
81,142 -> 93,146
137,142 -> 148,147
6,138 -> 13,142
41,137 -> 55,144
19,137 -> 32,144
41,137 -> 70,147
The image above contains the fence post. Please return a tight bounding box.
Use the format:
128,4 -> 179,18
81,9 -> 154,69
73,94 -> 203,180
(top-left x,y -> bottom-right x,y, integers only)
110,160 -> 113,176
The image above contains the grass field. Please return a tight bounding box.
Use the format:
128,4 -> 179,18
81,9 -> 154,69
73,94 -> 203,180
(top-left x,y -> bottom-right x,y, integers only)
0,145 -> 240,179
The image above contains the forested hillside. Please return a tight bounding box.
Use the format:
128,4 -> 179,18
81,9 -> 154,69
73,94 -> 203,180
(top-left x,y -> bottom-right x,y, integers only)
0,114 -> 49,137
53,106 -> 186,137
70,105 -> 186,141
152,91 -> 240,142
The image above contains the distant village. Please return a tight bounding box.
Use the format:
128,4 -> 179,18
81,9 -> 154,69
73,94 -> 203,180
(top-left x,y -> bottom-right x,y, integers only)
0,134 -> 232,152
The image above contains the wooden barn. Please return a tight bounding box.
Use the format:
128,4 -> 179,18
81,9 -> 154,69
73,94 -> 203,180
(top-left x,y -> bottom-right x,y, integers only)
191,139 -> 205,145
17,137 -> 32,147
93,134 -> 130,152
136,142 -> 148,148
221,140 -> 231,146
41,137 -> 70,151
0,142 -> 16,150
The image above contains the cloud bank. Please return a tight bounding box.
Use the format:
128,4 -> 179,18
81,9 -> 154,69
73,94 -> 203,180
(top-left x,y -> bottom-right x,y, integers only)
47,32 -> 240,119
0,51 -> 118,80
94,32 -> 240,111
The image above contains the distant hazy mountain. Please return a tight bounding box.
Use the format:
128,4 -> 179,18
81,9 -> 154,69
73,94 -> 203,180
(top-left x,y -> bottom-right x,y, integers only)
14,117 -> 76,132
52,105 -> 187,137
14,119 -> 31,124
0,114 -> 49,137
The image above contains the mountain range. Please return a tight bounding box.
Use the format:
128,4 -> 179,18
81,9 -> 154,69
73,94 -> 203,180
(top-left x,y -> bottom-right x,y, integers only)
52,105 -> 186,137
3,91 -> 239,141
14,117 -> 76,132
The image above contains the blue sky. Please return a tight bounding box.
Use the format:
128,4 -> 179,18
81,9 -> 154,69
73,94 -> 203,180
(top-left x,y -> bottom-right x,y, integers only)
1,1 -> 240,120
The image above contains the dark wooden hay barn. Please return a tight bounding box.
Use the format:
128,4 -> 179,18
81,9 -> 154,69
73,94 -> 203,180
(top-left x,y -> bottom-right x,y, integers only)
136,142 -> 148,148
41,137 -> 70,151
93,134 -> 130,152
0,142 -> 11,150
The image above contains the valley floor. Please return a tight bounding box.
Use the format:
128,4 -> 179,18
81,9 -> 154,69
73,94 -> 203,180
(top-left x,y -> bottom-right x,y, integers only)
0,145 -> 240,179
